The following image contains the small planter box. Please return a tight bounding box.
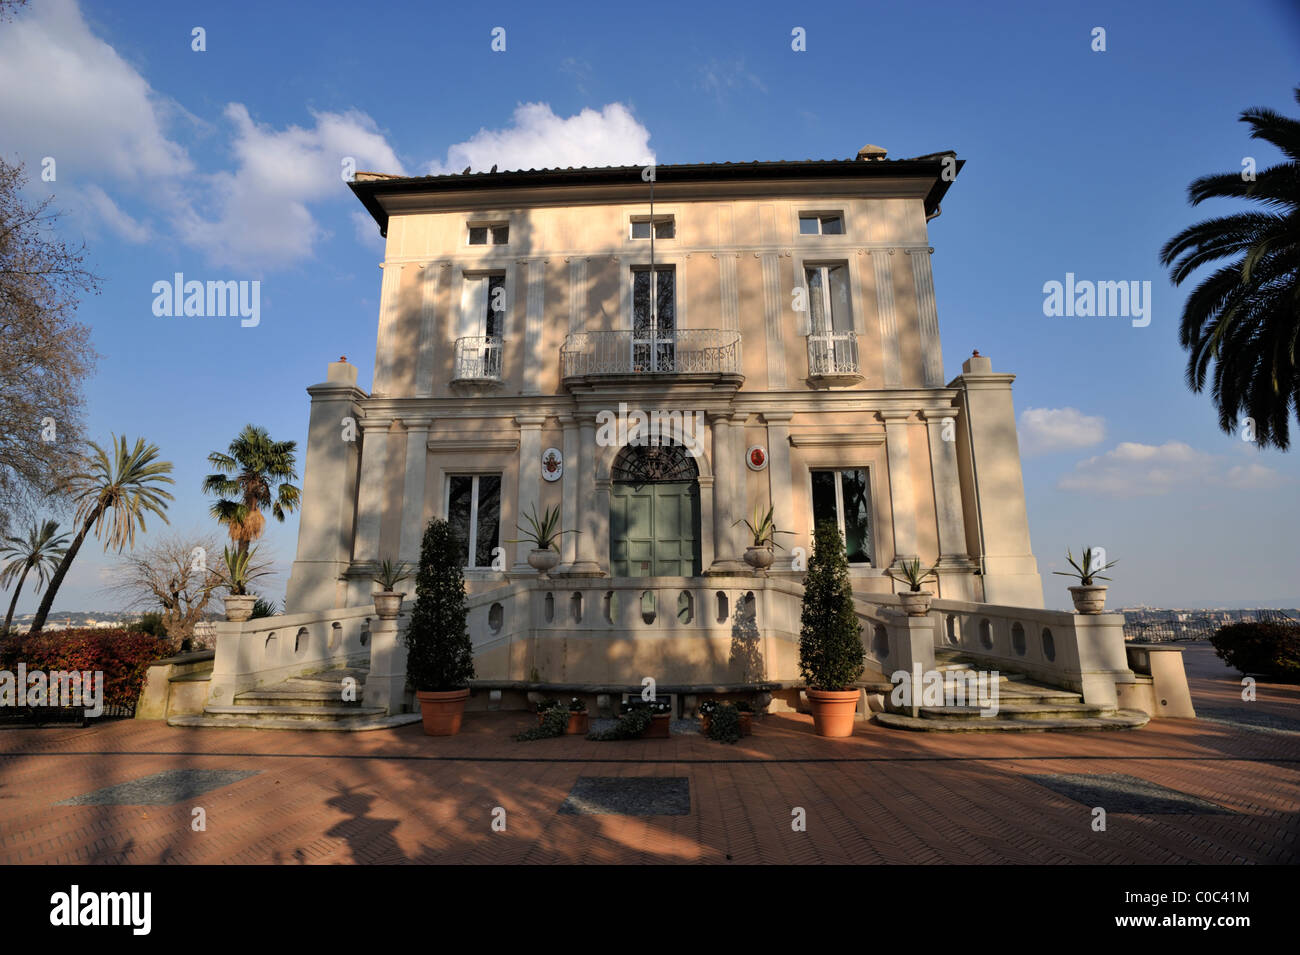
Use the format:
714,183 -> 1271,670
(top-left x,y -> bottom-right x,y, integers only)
642,713 -> 671,738
565,712 -> 589,735
738,712 -> 753,736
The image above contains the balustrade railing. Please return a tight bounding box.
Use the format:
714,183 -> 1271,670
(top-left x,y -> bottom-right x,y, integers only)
561,329 -> 742,379
807,331 -> 860,377
453,335 -> 504,382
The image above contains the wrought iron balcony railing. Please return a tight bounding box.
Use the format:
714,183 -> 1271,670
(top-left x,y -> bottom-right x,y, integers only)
807,331 -> 861,379
452,336 -> 504,382
560,329 -> 742,380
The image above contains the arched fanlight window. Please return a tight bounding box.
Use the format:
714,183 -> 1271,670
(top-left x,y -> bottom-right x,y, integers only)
610,442 -> 699,486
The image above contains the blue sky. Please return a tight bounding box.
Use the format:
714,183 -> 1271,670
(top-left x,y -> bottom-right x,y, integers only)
2,0 -> 1298,614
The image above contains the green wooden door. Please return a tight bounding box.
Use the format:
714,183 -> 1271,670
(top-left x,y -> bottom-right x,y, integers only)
610,481 -> 701,577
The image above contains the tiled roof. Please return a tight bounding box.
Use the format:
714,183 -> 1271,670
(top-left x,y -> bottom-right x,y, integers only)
350,153 -> 962,235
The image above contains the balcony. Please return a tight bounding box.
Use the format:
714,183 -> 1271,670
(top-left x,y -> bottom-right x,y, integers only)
451,336 -> 504,393
561,330 -> 743,387
807,331 -> 862,385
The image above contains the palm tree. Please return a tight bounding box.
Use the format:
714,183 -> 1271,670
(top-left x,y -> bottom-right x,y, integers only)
1160,86 -> 1300,450
202,425 -> 300,556
0,519 -> 70,634
28,435 -> 174,634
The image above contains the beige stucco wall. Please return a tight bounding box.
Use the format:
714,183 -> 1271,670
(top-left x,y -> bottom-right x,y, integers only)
286,174 -> 1043,621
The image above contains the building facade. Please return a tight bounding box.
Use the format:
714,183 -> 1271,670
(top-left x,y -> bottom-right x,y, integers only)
282,147 -> 1045,689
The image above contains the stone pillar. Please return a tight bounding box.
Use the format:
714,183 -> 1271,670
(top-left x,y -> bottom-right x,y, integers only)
880,411 -> 918,566
513,414 -> 546,574
762,412 -> 794,563
708,411 -> 746,574
285,358 -> 366,613
398,418 -> 431,564
353,419 -> 391,567
555,415 -> 579,573
921,410 -> 971,562
366,614 -> 407,716
953,352 -> 1044,607
567,414 -> 603,576
886,613 -> 937,719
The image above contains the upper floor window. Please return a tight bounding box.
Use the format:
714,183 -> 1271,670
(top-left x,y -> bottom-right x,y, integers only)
631,216 -> 675,240
460,273 -> 506,339
469,223 -> 509,245
799,213 -> 844,236
804,265 -> 852,335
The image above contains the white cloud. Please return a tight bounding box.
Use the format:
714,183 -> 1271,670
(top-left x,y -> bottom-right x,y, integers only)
175,104 -> 407,270
1018,407 -> 1106,455
1058,441 -> 1288,497
70,184 -> 151,243
428,102 -> 654,175
0,0 -> 192,181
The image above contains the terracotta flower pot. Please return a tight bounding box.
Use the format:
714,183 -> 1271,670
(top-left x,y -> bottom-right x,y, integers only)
223,594 -> 256,622
1069,585 -> 1107,614
372,591 -> 404,620
898,591 -> 933,617
527,548 -> 561,574
643,713 -> 671,738
738,711 -> 753,736
700,714 -> 712,736
806,688 -> 860,738
416,688 -> 471,736
743,545 -> 774,570
565,711 -> 589,735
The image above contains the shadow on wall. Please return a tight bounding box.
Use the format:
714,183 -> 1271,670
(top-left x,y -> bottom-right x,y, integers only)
729,591 -> 763,683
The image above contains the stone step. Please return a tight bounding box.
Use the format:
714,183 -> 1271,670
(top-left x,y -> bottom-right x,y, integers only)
875,709 -> 1151,733
201,703 -> 386,722
235,687 -> 365,707
914,701 -> 1112,720
168,713 -> 421,732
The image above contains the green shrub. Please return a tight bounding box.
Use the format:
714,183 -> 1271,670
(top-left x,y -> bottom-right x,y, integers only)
706,702 -> 742,744
798,521 -> 864,690
1210,621 -> 1300,681
402,519 -> 475,692
588,702 -> 653,740
515,704 -> 569,742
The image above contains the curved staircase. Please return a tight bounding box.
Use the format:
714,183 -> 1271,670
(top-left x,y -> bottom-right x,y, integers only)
168,667 -> 420,731
873,652 -> 1150,733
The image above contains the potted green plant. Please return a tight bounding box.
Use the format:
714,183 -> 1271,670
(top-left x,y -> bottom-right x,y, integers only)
798,522 -> 865,738
220,546 -> 267,622
705,702 -> 743,743
698,698 -> 718,736
507,503 -> 577,574
371,558 -> 410,620
621,697 -> 672,738
1053,547 -> 1118,614
402,519 -> 476,735
888,557 -> 938,616
733,503 -> 793,571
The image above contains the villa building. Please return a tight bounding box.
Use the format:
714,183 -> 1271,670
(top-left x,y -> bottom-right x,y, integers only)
274,145 -> 1050,694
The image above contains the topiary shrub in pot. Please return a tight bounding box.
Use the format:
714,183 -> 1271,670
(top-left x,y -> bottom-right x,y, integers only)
403,518 -> 476,736
799,521 -> 865,738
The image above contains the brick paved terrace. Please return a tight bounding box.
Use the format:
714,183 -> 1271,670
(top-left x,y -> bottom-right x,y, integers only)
0,643 -> 1296,865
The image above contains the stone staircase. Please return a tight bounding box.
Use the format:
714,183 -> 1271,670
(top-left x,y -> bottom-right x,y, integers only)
873,652 -> 1150,733
168,667 -> 421,731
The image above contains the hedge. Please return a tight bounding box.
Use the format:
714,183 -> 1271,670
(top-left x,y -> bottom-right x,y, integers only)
1209,621 -> 1300,682
0,629 -> 176,709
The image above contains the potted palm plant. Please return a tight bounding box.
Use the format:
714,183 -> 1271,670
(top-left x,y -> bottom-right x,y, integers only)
221,546 -> 267,622
1054,547 -> 1118,614
507,503 -> 577,574
734,503 -> 793,571
888,558 -> 938,616
798,522 -> 865,737
403,519 -> 476,735
371,558 -> 410,620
